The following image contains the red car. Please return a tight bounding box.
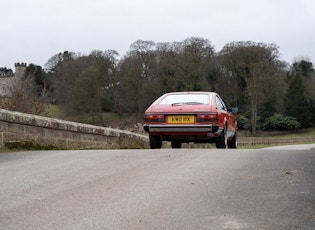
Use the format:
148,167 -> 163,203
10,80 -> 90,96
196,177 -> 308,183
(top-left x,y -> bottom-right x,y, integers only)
143,91 -> 238,149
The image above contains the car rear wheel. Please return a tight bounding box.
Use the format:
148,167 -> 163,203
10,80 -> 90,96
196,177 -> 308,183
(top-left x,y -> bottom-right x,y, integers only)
227,132 -> 237,149
149,135 -> 162,149
171,140 -> 182,148
216,126 -> 227,149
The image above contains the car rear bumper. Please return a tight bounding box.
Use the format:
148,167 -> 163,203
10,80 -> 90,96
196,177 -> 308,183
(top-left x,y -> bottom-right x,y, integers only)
143,124 -> 219,133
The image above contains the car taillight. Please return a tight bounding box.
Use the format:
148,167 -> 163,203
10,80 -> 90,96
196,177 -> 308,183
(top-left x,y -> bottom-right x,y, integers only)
145,114 -> 165,122
196,113 -> 218,122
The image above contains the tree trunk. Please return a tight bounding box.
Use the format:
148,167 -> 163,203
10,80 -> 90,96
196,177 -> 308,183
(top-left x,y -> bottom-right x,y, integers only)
251,96 -> 257,136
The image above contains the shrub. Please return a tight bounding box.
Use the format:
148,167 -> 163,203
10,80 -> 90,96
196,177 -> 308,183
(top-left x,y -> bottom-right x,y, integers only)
236,114 -> 249,130
263,113 -> 301,130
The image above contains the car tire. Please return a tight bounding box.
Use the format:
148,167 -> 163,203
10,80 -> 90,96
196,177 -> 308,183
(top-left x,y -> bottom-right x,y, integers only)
227,132 -> 237,149
216,126 -> 227,149
171,140 -> 182,148
149,135 -> 162,149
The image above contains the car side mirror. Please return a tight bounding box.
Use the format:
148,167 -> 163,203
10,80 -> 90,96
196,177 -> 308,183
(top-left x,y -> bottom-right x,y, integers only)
231,107 -> 238,114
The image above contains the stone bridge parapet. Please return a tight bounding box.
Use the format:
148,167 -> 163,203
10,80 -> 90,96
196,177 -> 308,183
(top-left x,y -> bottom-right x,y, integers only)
0,109 -> 149,149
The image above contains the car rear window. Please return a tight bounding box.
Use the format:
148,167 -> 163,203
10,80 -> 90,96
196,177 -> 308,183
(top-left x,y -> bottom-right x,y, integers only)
159,94 -> 209,105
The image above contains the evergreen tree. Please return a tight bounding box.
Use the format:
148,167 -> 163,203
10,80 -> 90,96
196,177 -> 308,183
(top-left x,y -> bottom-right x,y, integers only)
284,73 -> 312,127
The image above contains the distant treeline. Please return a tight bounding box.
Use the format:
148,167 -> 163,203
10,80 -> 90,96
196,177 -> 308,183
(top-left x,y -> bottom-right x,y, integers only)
2,37 -> 315,135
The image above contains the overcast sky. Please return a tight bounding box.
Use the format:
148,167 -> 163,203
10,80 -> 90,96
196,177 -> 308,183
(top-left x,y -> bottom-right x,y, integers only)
1,0 -> 314,70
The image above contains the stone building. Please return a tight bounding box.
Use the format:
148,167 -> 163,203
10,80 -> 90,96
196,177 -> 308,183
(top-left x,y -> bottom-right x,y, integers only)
0,63 -> 27,96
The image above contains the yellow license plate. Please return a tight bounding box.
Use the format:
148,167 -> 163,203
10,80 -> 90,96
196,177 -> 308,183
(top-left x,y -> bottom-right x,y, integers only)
168,115 -> 195,124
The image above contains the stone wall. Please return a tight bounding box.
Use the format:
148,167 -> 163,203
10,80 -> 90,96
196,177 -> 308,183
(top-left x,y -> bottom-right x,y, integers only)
0,109 -> 149,149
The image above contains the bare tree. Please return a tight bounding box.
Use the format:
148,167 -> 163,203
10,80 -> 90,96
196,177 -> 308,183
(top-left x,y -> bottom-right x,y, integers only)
220,41 -> 286,135
0,74 -> 49,115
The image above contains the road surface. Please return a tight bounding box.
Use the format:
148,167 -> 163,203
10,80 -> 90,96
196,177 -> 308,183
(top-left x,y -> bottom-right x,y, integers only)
0,145 -> 314,229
